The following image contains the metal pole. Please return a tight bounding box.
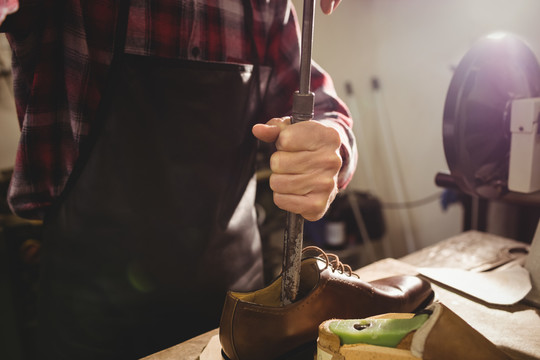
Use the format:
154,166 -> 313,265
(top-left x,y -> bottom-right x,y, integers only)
281,0 -> 316,306
298,0 -> 316,96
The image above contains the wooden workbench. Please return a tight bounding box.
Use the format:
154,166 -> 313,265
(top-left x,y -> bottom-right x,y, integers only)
142,231 -> 540,360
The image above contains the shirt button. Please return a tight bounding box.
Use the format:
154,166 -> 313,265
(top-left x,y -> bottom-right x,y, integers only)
191,47 -> 200,58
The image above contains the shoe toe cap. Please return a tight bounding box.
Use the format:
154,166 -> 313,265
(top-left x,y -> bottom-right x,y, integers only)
371,275 -> 434,311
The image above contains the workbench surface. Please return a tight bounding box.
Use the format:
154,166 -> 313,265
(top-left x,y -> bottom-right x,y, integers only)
142,231 -> 540,360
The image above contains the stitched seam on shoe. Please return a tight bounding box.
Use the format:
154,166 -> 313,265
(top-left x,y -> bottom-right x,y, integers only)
238,281 -> 329,315
330,277 -> 375,295
236,269 -> 329,316
230,298 -> 240,360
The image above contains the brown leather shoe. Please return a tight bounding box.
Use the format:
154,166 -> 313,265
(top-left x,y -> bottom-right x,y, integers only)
219,246 -> 433,360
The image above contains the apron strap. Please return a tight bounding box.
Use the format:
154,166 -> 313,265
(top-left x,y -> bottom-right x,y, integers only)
113,0 -> 131,64
242,0 -> 263,111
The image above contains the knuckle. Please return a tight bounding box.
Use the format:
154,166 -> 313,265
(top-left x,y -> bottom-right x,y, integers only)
270,152 -> 281,172
324,126 -> 341,146
317,176 -> 337,193
328,151 -> 343,170
272,192 -> 286,210
306,197 -> 327,217
268,174 -> 278,192
323,176 -> 336,189
318,151 -> 341,172
277,130 -> 292,149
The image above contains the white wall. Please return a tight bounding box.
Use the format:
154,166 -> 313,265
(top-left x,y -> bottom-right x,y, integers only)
292,0 -> 540,256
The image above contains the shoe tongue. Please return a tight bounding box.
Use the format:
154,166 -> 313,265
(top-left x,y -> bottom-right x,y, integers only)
301,256 -> 328,271
297,257 -> 323,298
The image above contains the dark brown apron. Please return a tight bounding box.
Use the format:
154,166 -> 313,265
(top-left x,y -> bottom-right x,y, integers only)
37,1 -> 270,358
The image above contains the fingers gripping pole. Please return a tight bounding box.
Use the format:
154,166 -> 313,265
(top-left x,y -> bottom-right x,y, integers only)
281,0 -> 316,306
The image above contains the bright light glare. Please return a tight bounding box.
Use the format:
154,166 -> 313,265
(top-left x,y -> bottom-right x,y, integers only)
486,32 -> 508,40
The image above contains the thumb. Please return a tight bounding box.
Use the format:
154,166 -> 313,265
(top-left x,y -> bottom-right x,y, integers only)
252,124 -> 281,143
252,118 -> 289,143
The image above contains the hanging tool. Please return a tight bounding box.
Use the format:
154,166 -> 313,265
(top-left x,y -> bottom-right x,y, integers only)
281,0 -> 316,306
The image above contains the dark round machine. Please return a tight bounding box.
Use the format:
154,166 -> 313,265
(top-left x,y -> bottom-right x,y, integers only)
442,33 -> 540,199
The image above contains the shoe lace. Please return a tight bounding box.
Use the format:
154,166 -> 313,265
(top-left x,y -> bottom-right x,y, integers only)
302,245 -> 360,278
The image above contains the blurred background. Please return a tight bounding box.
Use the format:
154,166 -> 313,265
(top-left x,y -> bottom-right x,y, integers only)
289,0 -> 540,257
2,1 -> 540,358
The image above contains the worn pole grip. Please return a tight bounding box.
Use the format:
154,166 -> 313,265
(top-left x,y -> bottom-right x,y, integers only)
280,0 -> 316,306
280,84 -> 315,307
292,91 -> 315,124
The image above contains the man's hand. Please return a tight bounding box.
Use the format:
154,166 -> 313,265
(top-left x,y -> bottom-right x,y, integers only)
320,0 -> 342,15
0,0 -> 18,25
252,117 -> 342,222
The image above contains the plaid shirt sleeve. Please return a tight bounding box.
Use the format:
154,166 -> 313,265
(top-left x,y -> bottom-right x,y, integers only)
2,0 -> 357,219
2,0 -> 116,219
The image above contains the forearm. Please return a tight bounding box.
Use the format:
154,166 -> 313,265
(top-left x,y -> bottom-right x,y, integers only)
310,61 -> 357,190
316,115 -> 357,190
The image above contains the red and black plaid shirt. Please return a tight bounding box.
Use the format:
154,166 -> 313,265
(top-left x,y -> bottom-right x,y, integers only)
1,0 -> 357,219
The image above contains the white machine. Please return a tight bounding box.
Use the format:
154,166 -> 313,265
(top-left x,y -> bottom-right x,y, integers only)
439,32 -> 540,306
509,95 -> 540,305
